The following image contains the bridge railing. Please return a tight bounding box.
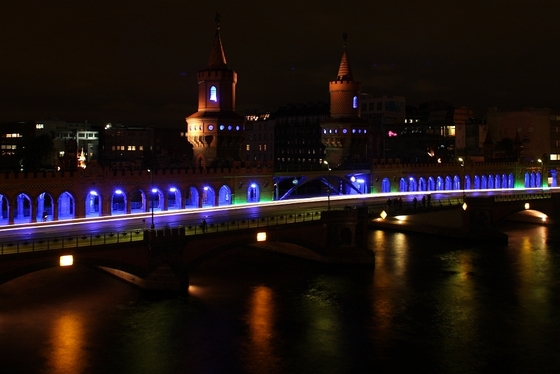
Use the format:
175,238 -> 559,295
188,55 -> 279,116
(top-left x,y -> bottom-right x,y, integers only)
494,192 -> 551,202
0,210 -> 323,256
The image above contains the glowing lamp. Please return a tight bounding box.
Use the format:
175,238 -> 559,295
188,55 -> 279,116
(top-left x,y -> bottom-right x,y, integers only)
251,183 -> 257,188
525,203 -> 530,210
151,188 -> 157,193
380,210 -> 387,220
169,187 -> 177,192
462,203 -> 468,211
60,255 -> 73,267
257,232 -> 267,242
351,176 -> 356,182
357,179 -> 365,184
115,189 -> 122,195
89,190 -> 98,196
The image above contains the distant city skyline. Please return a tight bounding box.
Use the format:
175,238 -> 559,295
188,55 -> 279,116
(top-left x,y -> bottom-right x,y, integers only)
2,1 -> 559,127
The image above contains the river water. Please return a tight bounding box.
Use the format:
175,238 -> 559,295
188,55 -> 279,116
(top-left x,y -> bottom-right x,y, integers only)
1,223 -> 560,374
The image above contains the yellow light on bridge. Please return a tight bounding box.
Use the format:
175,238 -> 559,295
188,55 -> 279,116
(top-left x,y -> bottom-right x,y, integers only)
257,232 -> 267,242
525,203 -> 530,210
380,210 -> 387,220
60,255 -> 73,267
462,202 -> 468,211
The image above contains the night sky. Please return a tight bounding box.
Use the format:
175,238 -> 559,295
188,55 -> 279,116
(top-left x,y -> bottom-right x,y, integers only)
2,1 -> 560,127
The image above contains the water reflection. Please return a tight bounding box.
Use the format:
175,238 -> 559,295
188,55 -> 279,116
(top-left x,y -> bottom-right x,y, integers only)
243,285 -> 279,373
47,312 -> 86,374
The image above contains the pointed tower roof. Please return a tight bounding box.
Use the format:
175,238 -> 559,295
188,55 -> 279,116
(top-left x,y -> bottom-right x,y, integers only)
336,33 -> 353,81
207,13 -> 227,69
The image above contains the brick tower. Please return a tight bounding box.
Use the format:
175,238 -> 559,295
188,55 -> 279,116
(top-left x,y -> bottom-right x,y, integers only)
186,15 -> 245,167
321,34 -> 371,166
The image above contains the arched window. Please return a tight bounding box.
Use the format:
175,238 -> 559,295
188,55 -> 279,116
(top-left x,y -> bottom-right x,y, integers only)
352,96 -> 358,109
209,86 -> 217,102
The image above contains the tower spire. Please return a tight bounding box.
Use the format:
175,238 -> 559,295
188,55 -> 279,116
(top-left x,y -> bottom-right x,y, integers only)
336,33 -> 353,81
208,12 -> 227,69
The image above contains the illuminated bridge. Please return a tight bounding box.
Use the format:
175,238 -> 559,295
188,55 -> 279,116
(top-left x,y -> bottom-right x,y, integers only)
0,159 -> 555,226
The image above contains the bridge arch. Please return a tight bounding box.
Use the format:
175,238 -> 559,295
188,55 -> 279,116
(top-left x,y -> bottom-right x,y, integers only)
14,193 -> 32,224
419,177 -> 427,191
185,187 -> 199,209
37,192 -> 54,222
167,186 -> 181,210
57,191 -> 75,220
381,177 -> 391,193
129,188 -> 146,214
111,189 -> 127,215
218,185 -> 232,206
0,193 -> 8,225
202,186 -> 215,208
247,183 -> 260,203
85,190 -> 101,217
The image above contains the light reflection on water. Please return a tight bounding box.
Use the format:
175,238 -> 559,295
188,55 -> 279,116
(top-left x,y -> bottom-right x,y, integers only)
0,223 -> 560,373
47,312 -> 86,374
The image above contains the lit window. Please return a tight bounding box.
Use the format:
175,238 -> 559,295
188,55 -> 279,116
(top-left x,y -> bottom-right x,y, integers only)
246,144 -> 250,151
139,146 -> 144,151
36,123 -> 44,129
210,86 -> 217,102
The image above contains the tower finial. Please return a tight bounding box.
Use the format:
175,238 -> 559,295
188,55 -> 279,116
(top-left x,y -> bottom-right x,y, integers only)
215,12 -> 221,30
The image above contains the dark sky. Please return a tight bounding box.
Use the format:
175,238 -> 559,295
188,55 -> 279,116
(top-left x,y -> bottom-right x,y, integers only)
2,1 -> 560,127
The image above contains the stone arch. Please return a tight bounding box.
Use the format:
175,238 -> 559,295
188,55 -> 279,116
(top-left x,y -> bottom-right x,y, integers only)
464,175 -> 471,190
202,186 -> 216,208
408,177 -> 418,192
148,188 -> 162,213
428,176 -> 435,191
0,194 -> 9,225
247,183 -> 260,203
37,192 -> 54,222
218,185 -> 232,206
453,175 -> 460,190
167,186 -> 181,210
57,191 -> 75,220
436,176 -> 444,191
399,178 -> 407,192
85,190 -> 101,218
129,188 -> 146,214
111,189 -> 127,215
418,177 -> 427,191
474,175 -> 480,189
14,193 -> 32,224
381,177 -> 391,193
185,187 -> 199,209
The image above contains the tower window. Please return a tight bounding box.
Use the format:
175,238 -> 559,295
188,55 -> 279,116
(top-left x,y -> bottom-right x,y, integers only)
210,86 -> 217,102
352,96 -> 358,109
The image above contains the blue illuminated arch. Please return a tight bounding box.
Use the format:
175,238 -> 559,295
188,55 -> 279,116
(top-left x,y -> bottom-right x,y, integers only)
219,185 -> 232,205
247,183 -> 260,203
428,176 -> 435,191
474,175 -> 480,189
57,191 -> 75,220
399,178 -> 407,192
381,178 -> 391,193
436,176 -> 444,191
418,177 -> 427,191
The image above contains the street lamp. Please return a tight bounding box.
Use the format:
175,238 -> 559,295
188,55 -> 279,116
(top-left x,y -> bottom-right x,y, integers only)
458,157 -> 466,201
148,169 -> 155,229
323,160 -> 331,210
538,158 -> 545,194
